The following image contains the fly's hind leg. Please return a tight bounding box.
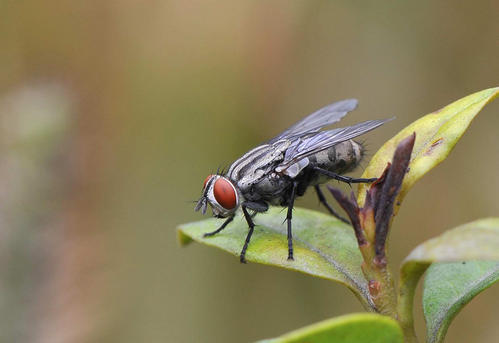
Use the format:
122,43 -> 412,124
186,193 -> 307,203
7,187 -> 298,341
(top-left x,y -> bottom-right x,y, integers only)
285,181 -> 298,261
313,167 -> 377,185
314,185 -> 349,224
203,216 -> 234,237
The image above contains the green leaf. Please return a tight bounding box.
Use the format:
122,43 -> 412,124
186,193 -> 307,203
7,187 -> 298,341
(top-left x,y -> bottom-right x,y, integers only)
178,207 -> 373,309
255,313 -> 403,343
423,261 -> 499,343
358,87 -> 499,208
397,218 -> 499,343
404,218 -> 499,263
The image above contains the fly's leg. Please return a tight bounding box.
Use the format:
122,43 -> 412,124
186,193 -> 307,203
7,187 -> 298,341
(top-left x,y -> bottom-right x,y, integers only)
314,185 -> 349,224
314,167 -> 377,185
285,181 -> 298,261
203,216 -> 234,237
240,205 -> 256,264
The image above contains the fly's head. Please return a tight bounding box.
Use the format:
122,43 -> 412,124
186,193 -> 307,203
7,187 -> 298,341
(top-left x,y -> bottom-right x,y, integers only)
195,175 -> 240,218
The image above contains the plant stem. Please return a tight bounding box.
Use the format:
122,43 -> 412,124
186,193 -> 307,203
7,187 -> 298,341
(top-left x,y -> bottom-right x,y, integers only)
359,244 -> 398,317
375,263 -> 398,317
397,264 -> 428,343
365,253 -> 421,343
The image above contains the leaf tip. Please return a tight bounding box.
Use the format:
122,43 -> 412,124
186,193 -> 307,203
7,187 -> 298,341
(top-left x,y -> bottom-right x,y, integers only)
177,227 -> 194,246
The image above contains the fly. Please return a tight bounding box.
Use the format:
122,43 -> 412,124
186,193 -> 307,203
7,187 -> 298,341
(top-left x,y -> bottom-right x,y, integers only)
195,99 -> 392,263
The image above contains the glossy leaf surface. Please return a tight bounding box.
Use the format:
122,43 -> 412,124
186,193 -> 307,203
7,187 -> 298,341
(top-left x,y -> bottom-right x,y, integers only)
358,87 -> 499,208
178,207 -> 373,309
256,313 -> 403,343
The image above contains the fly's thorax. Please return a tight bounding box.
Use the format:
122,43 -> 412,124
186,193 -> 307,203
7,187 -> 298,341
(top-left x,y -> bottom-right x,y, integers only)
227,140 -> 291,192
308,139 -> 364,175
196,175 -> 242,218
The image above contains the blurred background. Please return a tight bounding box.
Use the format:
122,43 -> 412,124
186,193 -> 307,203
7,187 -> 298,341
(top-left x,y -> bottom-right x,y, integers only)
0,1 -> 498,342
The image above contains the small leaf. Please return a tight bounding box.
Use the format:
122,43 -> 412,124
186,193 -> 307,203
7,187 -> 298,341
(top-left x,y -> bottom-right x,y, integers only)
423,261 -> 499,343
358,87 -> 499,208
255,313 -> 403,343
178,207 -> 374,309
398,218 -> 499,343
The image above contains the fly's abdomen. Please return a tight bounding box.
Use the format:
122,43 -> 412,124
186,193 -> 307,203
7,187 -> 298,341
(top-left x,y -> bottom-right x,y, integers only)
308,139 -> 364,175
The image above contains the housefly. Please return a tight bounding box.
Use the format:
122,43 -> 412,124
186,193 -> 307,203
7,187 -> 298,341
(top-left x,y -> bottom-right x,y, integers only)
195,99 -> 391,263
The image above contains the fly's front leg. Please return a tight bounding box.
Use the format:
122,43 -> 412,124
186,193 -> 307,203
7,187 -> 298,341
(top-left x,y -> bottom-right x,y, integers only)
285,181 -> 298,261
314,167 -> 377,185
240,205 -> 256,264
203,216 -> 234,237
314,185 -> 349,224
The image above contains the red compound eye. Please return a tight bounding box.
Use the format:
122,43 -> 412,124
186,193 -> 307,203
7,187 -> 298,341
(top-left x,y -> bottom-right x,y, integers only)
203,175 -> 214,188
213,178 -> 237,210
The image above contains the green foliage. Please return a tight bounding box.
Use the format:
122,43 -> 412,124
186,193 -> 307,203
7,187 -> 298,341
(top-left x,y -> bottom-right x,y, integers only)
404,218 -> 499,263
396,218 -> 499,342
256,313 -> 403,343
178,207 -> 373,309
178,88 -> 499,343
423,261 -> 499,343
358,87 -> 499,209
401,218 -> 499,343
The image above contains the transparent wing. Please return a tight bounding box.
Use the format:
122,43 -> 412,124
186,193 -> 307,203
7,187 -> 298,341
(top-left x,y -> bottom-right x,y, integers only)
268,99 -> 358,143
278,118 -> 393,169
